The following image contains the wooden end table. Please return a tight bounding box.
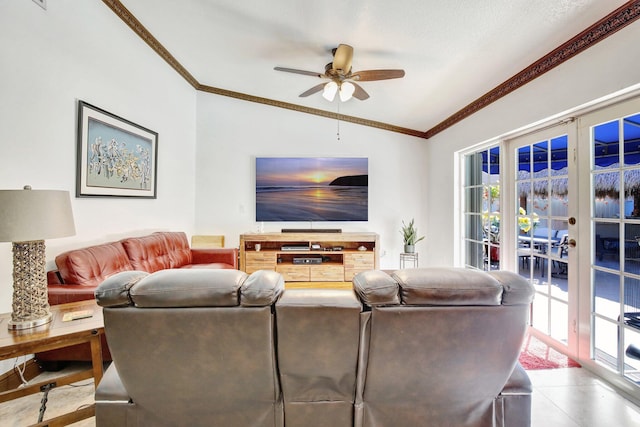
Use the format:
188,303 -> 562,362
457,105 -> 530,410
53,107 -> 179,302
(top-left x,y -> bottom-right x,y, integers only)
0,299 -> 104,426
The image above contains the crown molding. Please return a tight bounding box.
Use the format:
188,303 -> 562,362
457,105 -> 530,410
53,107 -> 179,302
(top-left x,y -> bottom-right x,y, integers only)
424,0 -> 640,139
103,0 -> 640,140
101,0 -> 199,88
102,0 -> 424,139
197,84 -> 426,138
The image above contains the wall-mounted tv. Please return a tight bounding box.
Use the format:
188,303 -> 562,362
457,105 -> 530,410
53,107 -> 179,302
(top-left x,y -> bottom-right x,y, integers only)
256,157 -> 368,222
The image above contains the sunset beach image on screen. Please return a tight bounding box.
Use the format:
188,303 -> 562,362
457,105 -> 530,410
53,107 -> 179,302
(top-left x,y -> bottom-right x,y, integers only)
255,157 -> 368,221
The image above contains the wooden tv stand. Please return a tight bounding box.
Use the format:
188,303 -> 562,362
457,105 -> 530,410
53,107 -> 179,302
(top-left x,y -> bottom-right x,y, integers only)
239,232 -> 379,282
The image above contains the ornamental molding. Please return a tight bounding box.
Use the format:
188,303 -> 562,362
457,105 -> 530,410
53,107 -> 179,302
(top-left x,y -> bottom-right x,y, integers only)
103,0 -> 640,140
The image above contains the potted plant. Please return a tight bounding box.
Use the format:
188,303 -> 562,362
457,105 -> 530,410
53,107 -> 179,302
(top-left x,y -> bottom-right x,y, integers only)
401,218 -> 424,253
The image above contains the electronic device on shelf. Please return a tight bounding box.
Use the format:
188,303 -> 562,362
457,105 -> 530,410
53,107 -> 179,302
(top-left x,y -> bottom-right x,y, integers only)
292,257 -> 323,264
281,245 -> 311,251
282,228 -> 343,233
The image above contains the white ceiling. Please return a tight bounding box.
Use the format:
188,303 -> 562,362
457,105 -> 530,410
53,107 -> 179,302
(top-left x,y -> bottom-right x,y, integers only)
118,0 -> 628,136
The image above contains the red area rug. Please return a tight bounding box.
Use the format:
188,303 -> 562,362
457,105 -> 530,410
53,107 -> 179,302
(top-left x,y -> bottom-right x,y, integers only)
519,333 -> 581,370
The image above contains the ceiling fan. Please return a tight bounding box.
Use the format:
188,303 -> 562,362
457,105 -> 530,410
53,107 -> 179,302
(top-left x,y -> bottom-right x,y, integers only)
274,44 -> 405,102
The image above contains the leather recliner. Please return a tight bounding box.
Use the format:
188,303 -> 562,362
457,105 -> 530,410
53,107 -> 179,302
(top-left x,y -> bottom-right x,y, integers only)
352,268 -> 535,427
94,268 -> 285,427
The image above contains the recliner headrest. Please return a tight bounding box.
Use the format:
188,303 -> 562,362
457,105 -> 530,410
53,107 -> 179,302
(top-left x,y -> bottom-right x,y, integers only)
95,269 -> 284,308
353,268 -> 534,307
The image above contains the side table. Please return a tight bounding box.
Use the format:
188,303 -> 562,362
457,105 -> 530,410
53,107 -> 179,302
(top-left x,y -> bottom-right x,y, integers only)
0,299 -> 104,426
400,252 -> 419,268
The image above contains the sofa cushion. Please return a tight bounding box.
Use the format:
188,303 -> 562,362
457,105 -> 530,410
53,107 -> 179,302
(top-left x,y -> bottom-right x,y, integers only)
352,270 -> 400,306
240,270 -> 285,306
157,231 -> 193,268
55,242 -> 134,288
95,271 -> 149,308
128,269 -> 248,308
391,267 -> 503,306
487,270 -> 536,305
121,232 -> 191,272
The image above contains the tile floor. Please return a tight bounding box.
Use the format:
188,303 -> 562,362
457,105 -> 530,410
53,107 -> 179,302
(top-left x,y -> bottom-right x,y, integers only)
1,365 -> 639,426
528,368 -> 640,427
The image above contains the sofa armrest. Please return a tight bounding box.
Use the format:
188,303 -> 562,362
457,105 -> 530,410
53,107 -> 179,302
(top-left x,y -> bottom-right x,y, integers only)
47,284 -> 98,305
191,248 -> 238,269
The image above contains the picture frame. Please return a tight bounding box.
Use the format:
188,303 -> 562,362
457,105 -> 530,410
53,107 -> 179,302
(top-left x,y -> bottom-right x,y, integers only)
76,101 -> 158,198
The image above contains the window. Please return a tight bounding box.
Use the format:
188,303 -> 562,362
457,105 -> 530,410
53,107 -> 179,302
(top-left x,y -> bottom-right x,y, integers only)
463,145 -> 500,270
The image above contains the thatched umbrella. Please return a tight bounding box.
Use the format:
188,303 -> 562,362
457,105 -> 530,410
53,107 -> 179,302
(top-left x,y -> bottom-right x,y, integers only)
591,165 -> 640,198
517,168 -> 568,197
519,165 -> 640,199
590,166 -> 640,218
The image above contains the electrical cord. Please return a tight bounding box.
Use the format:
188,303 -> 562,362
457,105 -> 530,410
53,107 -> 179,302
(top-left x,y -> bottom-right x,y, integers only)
13,356 -> 29,387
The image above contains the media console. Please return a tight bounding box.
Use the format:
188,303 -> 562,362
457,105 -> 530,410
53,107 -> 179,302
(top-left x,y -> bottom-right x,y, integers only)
239,232 -> 379,282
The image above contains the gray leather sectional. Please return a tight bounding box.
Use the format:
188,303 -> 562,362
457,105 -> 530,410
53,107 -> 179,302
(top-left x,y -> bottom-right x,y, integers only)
94,266 -> 534,426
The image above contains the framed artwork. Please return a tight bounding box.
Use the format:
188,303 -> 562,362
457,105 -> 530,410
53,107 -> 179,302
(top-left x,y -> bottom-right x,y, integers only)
76,101 -> 158,198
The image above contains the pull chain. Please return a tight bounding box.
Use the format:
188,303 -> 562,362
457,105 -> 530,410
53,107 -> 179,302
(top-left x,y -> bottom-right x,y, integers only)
337,102 -> 340,141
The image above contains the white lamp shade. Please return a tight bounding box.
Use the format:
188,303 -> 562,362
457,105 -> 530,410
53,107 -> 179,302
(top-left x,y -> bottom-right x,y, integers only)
322,81 -> 338,101
339,81 -> 355,102
0,187 -> 75,242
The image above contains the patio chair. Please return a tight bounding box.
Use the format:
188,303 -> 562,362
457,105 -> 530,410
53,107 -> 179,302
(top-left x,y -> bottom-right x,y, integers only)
624,279 -> 640,330
595,234 -> 618,261
626,343 -> 640,361
552,233 -> 569,276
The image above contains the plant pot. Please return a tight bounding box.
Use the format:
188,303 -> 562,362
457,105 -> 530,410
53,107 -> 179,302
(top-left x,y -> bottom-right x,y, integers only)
490,246 -> 500,262
404,244 -> 415,253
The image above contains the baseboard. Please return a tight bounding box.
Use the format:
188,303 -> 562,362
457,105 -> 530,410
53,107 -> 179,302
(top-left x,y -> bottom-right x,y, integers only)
0,358 -> 43,392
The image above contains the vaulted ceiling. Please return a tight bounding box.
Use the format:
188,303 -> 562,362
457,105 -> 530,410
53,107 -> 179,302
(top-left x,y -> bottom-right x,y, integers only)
106,0 -> 640,139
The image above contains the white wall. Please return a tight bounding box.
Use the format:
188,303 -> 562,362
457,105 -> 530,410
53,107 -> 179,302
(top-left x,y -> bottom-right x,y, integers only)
194,93 -> 426,269
2,0 -> 637,363
0,0 -> 197,319
423,20 -> 640,267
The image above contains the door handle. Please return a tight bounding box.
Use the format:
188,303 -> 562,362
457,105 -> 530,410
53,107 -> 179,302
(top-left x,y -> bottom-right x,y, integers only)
568,238 -> 576,247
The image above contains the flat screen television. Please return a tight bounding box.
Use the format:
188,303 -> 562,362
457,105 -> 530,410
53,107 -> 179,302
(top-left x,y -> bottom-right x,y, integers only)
256,157 -> 368,222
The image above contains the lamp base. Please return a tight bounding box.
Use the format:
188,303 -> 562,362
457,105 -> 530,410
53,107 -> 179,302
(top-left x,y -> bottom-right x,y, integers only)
8,312 -> 53,330
9,240 -> 53,331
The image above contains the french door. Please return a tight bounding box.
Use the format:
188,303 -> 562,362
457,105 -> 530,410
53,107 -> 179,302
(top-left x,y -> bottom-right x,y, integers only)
579,97 -> 640,389
503,97 -> 640,393
507,122 -> 577,355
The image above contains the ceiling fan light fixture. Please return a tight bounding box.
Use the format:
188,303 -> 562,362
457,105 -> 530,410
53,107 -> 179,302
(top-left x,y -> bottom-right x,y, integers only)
339,81 -> 355,102
322,81 -> 338,101
275,44 -> 405,102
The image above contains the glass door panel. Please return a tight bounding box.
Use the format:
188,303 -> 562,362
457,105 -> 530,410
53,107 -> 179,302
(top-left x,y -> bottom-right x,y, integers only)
514,129 -> 571,346
463,146 -> 500,271
590,111 -> 640,384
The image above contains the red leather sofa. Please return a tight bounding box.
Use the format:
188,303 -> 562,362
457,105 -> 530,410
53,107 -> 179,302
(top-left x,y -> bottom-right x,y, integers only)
39,231 -> 237,366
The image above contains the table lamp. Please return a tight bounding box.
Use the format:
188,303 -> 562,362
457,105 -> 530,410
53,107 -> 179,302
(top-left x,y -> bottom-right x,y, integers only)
0,186 -> 75,330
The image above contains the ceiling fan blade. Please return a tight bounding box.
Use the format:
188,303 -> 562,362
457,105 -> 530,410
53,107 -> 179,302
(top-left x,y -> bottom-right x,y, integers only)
332,44 -> 353,73
351,82 -> 370,100
274,67 -> 323,78
351,69 -> 405,81
299,83 -> 326,97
